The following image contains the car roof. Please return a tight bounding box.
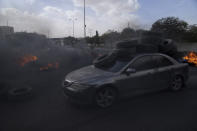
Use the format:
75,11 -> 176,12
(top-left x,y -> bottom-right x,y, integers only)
134,52 -> 170,57
135,53 -> 167,57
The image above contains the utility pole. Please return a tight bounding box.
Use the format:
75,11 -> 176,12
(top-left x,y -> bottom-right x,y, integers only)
47,30 -> 50,38
84,0 -> 86,38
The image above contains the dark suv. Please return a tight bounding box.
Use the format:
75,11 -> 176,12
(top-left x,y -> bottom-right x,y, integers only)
63,53 -> 189,108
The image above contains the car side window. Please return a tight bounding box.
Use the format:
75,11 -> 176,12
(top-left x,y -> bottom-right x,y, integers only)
152,56 -> 173,68
130,56 -> 157,72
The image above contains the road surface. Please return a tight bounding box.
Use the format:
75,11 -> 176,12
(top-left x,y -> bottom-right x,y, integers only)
0,67 -> 197,131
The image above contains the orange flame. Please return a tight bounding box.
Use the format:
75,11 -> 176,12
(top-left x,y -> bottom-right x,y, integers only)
18,55 -> 38,67
183,52 -> 197,66
40,62 -> 59,71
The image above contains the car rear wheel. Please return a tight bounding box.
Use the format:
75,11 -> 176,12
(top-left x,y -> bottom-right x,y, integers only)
95,87 -> 117,108
170,75 -> 183,92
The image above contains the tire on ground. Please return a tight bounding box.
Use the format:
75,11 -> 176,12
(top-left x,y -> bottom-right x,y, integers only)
7,86 -> 33,101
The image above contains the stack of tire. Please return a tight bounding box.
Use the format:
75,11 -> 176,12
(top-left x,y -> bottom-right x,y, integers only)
158,39 -> 178,57
140,36 -> 178,57
93,37 -> 178,68
93,51 -> 117,68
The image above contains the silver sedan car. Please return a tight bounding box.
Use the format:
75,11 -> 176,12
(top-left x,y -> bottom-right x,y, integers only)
63,53 -> 189,108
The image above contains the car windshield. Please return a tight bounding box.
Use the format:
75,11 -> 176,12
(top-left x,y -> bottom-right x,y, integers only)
97,60 -> 130,73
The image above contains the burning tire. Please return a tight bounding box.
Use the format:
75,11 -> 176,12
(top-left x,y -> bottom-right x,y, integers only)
7,86 -> 33,101
94,87 -> 117,108
169,75 -> 183,92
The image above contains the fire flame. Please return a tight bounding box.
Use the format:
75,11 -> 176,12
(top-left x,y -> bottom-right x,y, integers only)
18,55 -> 38,67
18,54 -> 59,71
183,52 -> 197,66
40,62 -> 59,71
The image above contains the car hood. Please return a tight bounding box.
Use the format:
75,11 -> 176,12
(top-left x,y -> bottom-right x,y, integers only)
66,65 -> 114,84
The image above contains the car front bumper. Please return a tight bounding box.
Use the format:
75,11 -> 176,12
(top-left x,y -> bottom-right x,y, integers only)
63,85 -> 95,105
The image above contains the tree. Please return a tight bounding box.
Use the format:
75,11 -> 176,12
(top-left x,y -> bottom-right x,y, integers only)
151,17 -> 188,40
85,31 -> 101,48
184,25 -> 197,42
86,36 -> 94,45
120,27 -> 135,39
100,30 -> 121,48
94,30 -> 100,46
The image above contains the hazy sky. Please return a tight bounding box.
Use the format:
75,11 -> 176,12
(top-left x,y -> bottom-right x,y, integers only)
0,0 -> 196,37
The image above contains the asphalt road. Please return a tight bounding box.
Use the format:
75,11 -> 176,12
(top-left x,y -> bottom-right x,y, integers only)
1,67 -> 197,131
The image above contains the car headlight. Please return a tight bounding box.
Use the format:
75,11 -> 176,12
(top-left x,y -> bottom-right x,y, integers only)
63,80 -> 73,87
69,83 -> 91,91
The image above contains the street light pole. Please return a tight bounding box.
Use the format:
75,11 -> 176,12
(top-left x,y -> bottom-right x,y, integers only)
84,0 -> 86,38
69,18 -> 77,37
73,20 -> 74,37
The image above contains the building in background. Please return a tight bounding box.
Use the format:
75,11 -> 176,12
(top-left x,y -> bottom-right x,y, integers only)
51,36 -> 78,47
0,26 -> 14,38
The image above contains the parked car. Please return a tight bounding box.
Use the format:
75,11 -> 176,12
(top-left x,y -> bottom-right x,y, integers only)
63,53 -> 189,108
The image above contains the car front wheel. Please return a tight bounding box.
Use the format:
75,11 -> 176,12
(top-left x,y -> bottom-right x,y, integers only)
95,87 -> 117,108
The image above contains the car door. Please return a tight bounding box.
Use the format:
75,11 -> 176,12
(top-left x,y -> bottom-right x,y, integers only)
152,55 -> 174,90
115,55 -> 158,97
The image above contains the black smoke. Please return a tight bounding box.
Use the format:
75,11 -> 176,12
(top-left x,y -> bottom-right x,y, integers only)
0,32 -> 94,99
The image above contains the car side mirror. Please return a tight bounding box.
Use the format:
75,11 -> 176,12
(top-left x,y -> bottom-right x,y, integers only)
125,68 -> 136,75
